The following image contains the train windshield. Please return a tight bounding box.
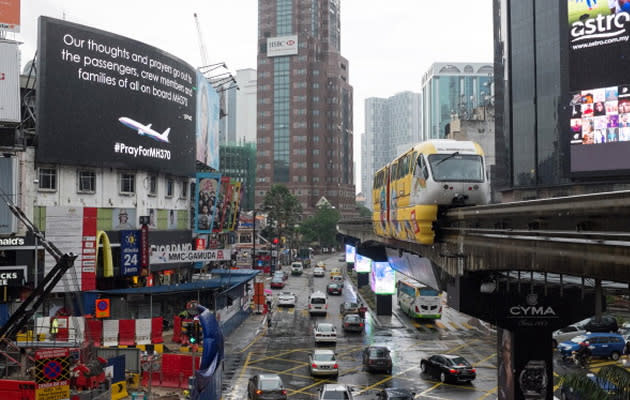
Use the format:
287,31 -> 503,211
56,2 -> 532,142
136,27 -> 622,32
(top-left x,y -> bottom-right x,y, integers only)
428,154 -> 484,182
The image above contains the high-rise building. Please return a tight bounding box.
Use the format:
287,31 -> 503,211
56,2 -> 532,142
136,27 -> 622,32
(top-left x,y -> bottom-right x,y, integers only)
255,0 -> 355,216
421,62 -> 493,140
361,92 -> 422,207
219,143 -> 257,211
219,68 -> 257,146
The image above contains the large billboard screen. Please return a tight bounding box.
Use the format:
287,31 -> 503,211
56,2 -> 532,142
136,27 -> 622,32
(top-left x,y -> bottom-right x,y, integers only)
354,254 -> 371,274
567,2 -> 630,175
36,17 -> 196,176
0,0 -> 20,32
195,70 -> 220,170
370,261 -> 396,294
194,172 -> 222,234
0,42 -> 21,123
345,244 -> 355,263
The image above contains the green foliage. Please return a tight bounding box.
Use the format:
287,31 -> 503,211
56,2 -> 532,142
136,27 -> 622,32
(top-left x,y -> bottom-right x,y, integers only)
298,205 -> 340,248
561,365 -> 630,400
261,184 -> 303,241
357,203 -> 372,217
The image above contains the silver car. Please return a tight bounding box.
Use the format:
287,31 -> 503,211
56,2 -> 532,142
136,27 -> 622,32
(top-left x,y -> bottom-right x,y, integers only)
319,384 -> 354,400
313,267 -> 325,277
314,322 -> 337,344
277,292 -> 297,307
552,324 -> 586,348
309,349 -> 338,377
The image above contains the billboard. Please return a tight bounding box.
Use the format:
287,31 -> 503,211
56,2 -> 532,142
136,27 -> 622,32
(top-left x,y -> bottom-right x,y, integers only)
567,2 -> 630,175
0,42 -> 20,123
345,244 -> 355,263
120,230 -> 140,276
0,0 -> 19,32
195,172 -> 222,234
354,254 -> 372,274
36,17 -> 196,176
196,70 -> 220,170
370,261 -> 396,295
267,35 -> 298,57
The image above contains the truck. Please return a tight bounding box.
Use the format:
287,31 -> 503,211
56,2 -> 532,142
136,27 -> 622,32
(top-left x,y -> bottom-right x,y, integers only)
298,247 -> 312,268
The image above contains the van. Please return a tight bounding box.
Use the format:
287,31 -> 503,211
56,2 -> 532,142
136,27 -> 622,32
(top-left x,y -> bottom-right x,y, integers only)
291,262 -> 304,276
558,332 -> 626,360
309,291 -> 328,316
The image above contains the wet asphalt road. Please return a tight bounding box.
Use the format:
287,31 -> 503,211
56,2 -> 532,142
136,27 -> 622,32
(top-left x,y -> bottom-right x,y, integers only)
223,254 -> 501,399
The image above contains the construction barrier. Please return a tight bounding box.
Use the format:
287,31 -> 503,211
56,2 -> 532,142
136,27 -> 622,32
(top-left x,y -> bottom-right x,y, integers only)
151,317 -> 163,344
141,353 -> 200,389
118,319 -> 135,346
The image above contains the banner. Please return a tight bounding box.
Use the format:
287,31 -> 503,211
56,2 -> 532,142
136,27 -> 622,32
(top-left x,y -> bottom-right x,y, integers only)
229,182 -> 242,231
194,172 -> 221,233
150,249 -> 231,265
213,176 -> 230,233
0,0 -> 20,32
120,230 -> 140,276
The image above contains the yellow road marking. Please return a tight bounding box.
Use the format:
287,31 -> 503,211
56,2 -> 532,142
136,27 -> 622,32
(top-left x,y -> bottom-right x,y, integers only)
247,365 -> 314,380
239,329 -> 265,353
413,322 -> 421,328
446,338 -> 481,354
239,351 -> 252,380
249,348 -> 307,364
449,321 -> 460,330
286,378 -> 330,396
358,365 -> 418,394
434,321 -> 446,330
473,353 -> 496,367
462,322 -> 473,330
281,363 -> 308,374
476,386 -> 497,400
425,323 -> 435,329
416,382 -> 443,398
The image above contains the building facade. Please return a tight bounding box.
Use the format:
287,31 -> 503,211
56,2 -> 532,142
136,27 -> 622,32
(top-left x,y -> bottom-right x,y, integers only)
219,68 -> 258,146
361,92 -> 422,208
255,0 -> 355,216
219,143 -> 257,211
421,62 -> 493,140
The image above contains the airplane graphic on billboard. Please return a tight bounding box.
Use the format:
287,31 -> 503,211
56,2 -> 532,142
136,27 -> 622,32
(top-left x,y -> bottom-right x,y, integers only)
118,117 -> 171,143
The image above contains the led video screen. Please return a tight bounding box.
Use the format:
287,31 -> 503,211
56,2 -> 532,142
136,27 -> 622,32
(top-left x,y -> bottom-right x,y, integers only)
354,254 -> 371,273
345,244 -> 355,263
370,261 -> 396,294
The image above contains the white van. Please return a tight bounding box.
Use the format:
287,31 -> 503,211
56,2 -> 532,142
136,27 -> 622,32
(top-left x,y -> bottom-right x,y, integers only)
308,291 -> 328,315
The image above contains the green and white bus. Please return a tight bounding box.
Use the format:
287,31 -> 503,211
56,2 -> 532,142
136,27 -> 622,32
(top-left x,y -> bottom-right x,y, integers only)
397,279 -> 442,319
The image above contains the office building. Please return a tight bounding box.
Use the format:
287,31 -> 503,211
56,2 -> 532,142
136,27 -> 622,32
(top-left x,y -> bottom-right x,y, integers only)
219,68 -> 257,146
255,0 -> 355,216
421,62 -> 493,140
361,92 -> 422,207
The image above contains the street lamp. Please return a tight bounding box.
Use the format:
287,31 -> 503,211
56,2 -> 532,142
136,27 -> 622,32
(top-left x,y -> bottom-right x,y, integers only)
251,209 -> 257,270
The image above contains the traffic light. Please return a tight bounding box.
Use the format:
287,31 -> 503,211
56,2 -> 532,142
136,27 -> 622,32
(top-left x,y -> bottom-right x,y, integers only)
273,238 -> 279,245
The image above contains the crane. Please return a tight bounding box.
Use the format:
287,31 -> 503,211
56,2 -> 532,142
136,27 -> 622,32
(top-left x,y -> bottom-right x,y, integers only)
194,12 -> 209,67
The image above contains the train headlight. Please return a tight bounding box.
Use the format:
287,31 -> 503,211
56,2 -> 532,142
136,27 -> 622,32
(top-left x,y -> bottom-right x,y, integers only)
473,185 -> 479,190
443,184 -> 449,190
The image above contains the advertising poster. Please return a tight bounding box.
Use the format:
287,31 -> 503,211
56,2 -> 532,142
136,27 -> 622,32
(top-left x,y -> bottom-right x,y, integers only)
0,0 -> 20,32
196,70 -> 220,170
195,172 -> 221,234
36,17 -> 196,176
229,181 -> 242,231
567,1 -> 630,175
112,208 -> 137,230
370,261 -> 396,294
213,176 -> 230,232
345,244 -> 356,263
354,254 -> 372,273
0,42 -> 21,123
120,230 -> 140,276
219,179 -> 234,232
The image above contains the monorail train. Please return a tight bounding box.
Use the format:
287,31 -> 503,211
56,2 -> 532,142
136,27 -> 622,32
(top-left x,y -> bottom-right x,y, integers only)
372,139 -> 490,245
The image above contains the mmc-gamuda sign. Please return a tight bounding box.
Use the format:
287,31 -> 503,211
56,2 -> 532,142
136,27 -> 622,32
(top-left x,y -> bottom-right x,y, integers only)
150,249 -> 231,264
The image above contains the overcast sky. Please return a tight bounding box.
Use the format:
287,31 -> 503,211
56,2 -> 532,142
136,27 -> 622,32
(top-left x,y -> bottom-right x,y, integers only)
13,0 -> 493,193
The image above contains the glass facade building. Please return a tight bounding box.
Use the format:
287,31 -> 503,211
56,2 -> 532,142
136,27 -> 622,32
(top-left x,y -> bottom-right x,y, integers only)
421,63 -> 493,140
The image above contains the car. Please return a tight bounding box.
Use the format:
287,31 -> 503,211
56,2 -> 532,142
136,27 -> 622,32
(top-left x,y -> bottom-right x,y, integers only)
420,354 -> 476,383
309,349 -> 339,377
362,346 -> 392,374
330,275 -> 344,285
309,291 -> 328,315
583,315 -> 619,333
338,256 -> 346,262
273,270 -> 288,281
376,388 -> 415,400
318,384 -> 354,400
277,292 -> 297,307
316,261 -> 327,270
314,322 -> 337,344
560,372 -> 620,399
270,276 -> 285,289
557,332 -> 626,360
342,314 -> 364,332
339,302 -> 360,316
313,267 -> 325,277
329,268 -> 342,278
327,282 -> 343,295
552,325 -> 587,348
291,262 -> 304,275
247,373 -> 287,400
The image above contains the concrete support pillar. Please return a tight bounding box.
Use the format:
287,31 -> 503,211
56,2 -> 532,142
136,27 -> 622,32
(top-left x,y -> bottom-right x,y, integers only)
357,272 -> 369,289
375,294 -> 392,316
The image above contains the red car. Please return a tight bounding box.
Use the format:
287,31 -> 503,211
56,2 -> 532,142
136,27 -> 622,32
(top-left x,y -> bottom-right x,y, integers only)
327,282 -> 342,295
270,276 -> 285,289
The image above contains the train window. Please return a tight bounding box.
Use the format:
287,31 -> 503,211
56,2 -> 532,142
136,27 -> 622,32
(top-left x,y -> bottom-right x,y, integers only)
390,162 -> 398,180
399,155 -> 409,178
418,155 -> 429,179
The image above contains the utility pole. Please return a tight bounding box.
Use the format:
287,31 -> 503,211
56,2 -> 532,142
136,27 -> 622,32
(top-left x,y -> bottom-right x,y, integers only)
251,210 -> 257,270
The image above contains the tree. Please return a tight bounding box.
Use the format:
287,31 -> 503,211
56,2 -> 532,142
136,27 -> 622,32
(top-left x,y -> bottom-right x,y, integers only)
357,203 -> 371,217
561,365 -> 630,399
261,184 -> 303,243
299,205 -> 340,248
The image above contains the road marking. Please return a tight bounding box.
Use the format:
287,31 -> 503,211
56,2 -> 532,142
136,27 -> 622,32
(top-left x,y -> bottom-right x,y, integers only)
286,377 -> 331,396
238,351 -> 252,380
239,329 -> 265,354
473,352 -> 496,367
357,365 -> 418,394
448,321 -> 460,331
415,382 -> 444,399
288,308 -> 295,314
249,349 -> 307,364
445,338 -> 481,354
476,386 -> 497,400
461,322 -> 473,330
434,321 -> 446,330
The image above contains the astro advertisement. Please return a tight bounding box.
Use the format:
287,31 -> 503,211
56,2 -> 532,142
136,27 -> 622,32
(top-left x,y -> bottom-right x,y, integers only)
345,244 -> 356,263
195,172 -> 222,234
196,70 -> 220,170
370,261 -> 396,294
36,17 -> 197,176
567,1 -> 630,175
354,254 -> 372,274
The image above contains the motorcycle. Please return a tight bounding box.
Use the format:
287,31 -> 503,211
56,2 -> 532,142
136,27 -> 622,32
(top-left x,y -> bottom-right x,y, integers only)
569,350 -> 590,369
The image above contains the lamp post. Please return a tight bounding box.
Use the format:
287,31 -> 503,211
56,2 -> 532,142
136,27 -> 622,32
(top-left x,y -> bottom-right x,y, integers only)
251,209 -> 257,270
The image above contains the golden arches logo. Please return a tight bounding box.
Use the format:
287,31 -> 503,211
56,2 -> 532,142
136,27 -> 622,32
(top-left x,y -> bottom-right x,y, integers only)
95,231 -> 114,278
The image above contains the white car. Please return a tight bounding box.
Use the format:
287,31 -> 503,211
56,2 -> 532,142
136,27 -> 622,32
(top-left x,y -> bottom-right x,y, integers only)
319,384 -> 354,400
552,325 -> 586,348
309,349 -> 338,377
313,267 -> 325,277
277,292 -> 297,307
314,322 -> 337,344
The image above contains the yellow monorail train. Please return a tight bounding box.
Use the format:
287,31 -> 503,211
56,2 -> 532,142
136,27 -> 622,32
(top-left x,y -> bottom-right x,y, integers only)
372,139 -> 490,245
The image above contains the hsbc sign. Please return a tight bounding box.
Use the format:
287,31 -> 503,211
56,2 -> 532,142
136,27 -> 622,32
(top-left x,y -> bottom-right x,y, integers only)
267,35 -> 298,57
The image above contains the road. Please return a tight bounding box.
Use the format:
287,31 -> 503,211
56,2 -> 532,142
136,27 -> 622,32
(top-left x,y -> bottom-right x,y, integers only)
223,253 -> 501,399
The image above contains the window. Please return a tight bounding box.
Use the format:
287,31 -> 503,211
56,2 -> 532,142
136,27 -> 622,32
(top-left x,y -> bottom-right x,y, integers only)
120,173 -> 135,194
166,178 -> 174,197
148,175 -> 157,196
77,170 -> 95,193
180,180 -> 188,199
38,168 -> 57,191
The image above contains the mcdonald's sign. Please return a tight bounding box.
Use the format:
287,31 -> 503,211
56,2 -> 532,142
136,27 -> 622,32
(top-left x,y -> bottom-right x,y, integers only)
95,298 -> 110,318
95,231 -> 114,278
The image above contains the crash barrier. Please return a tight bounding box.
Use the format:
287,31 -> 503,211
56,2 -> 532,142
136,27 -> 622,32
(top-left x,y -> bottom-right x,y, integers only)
140,353 -> 200,389
35,317 -> 164,346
